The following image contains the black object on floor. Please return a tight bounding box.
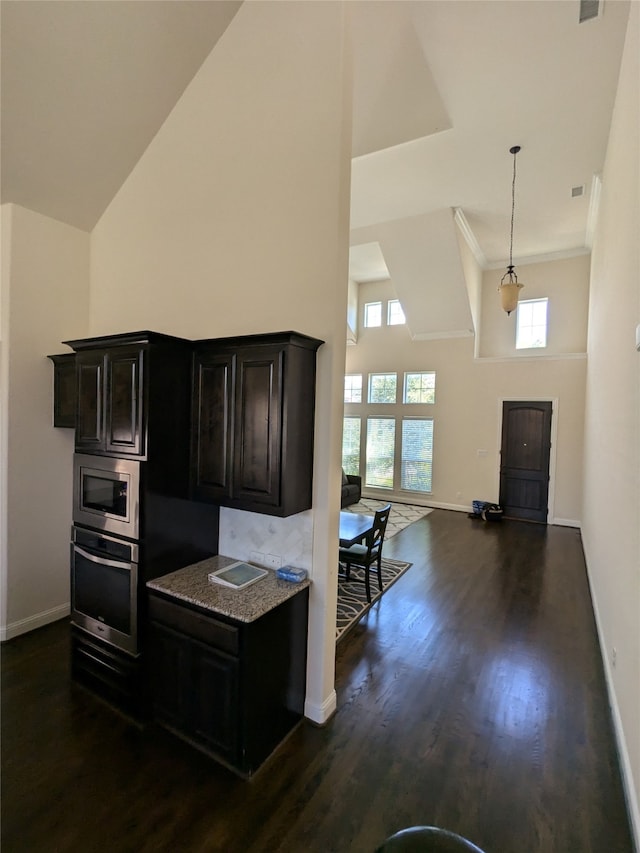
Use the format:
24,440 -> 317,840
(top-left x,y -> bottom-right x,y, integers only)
375,825 -> 486,852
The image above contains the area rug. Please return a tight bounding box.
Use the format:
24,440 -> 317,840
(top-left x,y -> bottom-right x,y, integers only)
343,498 -> 432,538
336,557 -> 412,642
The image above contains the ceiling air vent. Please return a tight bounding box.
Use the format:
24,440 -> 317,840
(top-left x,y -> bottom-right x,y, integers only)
571,185 -> 585,198
579,0 -> 601,23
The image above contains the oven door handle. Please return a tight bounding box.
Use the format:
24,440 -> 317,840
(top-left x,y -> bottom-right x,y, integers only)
73,545 -> 132,570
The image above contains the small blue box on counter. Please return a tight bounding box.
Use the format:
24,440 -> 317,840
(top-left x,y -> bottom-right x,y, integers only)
276,565 -> 308,583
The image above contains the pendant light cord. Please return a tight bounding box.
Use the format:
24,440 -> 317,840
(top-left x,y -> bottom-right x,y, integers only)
509,148 -> 517,270
501,144 -> 521,285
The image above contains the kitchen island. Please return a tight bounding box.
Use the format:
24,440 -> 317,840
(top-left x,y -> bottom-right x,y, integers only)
147,556 -> 310,776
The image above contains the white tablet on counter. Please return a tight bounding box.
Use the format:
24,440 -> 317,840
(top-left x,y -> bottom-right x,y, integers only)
208,561 -> 268,590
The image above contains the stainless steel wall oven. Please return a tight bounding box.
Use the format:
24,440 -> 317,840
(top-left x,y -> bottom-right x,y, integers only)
71,526 -> 139,655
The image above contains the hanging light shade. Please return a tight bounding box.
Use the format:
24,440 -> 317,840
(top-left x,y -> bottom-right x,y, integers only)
498,145 -> 524,315
499,280 -> 523,315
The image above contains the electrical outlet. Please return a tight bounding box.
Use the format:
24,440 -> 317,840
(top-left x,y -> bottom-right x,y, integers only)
265,553 -> 282,569
250,551 -> 265,566
612,647 -> 617,668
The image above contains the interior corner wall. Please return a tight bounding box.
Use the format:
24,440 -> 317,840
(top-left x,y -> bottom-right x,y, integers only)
89,1 -> 352,722
0,204 -> 12,634
581,2 -> 640,839
1,204 -> 89,640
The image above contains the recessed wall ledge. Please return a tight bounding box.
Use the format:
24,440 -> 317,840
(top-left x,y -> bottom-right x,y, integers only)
474,352 -> 587,363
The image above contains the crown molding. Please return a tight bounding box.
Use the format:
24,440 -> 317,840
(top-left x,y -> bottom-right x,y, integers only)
585,173 -> 602,249
454,208 -> 591,271
484,246 -> 591,270
453,207 -> 487,268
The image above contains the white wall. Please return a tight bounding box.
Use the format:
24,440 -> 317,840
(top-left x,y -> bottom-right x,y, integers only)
346,279 -> 586,524
480,253 -> 591,359
0,204 -> 89,639
90,1 -> 352,724
581,2 -> 640,841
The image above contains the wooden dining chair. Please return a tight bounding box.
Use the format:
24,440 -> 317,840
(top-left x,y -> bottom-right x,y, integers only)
338,503 -> 391,602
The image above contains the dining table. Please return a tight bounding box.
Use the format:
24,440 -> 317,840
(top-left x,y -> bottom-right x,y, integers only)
338,510 -> 374,548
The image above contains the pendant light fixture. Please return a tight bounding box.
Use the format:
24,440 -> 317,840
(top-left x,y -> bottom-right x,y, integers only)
498,145 -> 524,315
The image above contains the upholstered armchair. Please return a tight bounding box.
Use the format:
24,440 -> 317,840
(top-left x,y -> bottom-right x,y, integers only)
340,470 -> 361,508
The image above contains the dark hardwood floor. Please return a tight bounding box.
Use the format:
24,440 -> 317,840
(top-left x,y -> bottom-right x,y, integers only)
1,509 -> 634,852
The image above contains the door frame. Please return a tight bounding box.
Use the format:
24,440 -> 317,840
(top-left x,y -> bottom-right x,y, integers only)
494,396 -> 558,524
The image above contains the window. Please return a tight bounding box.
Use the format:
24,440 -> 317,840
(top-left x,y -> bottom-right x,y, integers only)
364,301 -> 382,328
346,363 -> 438,496
342,417 -> 361,476
366,418 -> 395,489
404,372 -> 436,404
401,419 -> 433,492
388,300 -> 406,325
368,373 -> 397,404
516,298 -> 548,349
344,374 -> 362,403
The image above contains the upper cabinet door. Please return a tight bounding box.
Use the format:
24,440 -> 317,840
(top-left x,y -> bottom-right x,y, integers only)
190,332 -> 322,516
48,353 -> 77,428
75,352 -> 105,451
191,351 -> 235,502
233,347 -> 283,509
75,346 -> 145,456
104,347 -> 145,456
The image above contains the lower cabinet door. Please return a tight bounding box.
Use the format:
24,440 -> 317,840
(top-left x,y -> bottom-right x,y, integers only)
150,621 -> 240,765
190,640 -> 239,762
150,622 -> 191,731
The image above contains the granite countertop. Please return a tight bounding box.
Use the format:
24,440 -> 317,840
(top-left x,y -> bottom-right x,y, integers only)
147,555 -> 310,623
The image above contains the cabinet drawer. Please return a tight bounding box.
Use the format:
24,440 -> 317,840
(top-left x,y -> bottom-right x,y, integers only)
71,627 -> 144,716
149,595 -> 239,656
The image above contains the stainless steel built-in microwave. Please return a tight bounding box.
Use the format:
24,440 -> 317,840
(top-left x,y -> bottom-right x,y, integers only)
73,454 -> 140,540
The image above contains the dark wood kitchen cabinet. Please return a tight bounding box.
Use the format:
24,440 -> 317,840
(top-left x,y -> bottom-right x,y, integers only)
151,619 -> 239,762
75,344 -> 145,455
71,625 -> 146,718
47,353 -> 77,427
63,332 -> 194,484
191,331 -> 323,517
190,350 -> 234,503
148,584 -> 309,776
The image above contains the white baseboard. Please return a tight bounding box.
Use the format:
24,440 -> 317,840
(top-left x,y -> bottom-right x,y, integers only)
362,496 -> 469,514
426,501 -> 469,513
361,492 -> 437,509
0,602 -> 70,642
360,496 -> 582,528
583,545 -> 640,851
304,689 -> 337,725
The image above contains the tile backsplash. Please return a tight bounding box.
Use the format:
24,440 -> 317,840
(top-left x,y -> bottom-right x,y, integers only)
219,507 -> 314,574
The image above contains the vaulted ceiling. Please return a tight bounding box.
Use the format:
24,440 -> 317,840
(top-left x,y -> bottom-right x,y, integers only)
0,0 -> 242,230
348,0 -> 630,338
0,1 -> 631,338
